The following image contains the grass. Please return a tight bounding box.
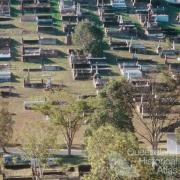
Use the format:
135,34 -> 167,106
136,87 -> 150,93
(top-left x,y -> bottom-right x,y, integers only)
0,0 -> 180,149
0,0 -> 96,147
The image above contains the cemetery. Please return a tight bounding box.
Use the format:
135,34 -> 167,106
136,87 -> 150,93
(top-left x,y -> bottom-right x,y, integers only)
0,0 -> 179,179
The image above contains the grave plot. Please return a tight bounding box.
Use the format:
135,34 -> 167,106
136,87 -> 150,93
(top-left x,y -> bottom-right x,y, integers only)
0,63 -> 11,82
68,49 -> 110,80
21,46 -> 41,62
135,2 -> 171,40
59,0 -> 82,22
97,0 -> 127,10
21,41 -> 59,62
93,68 -> 108,92
0,0 -> 11,20
155,42 -> 179,62
131,79 -> 150,95
0,36 -> 11,60
21,0 -> 54,33
22,35 -> 57,45
118,15 -> 137,34
168,63 -> 180,80
37,15 -> 54,33
173,35 -> 180,44
118,58 -> 158,75
24,71 -> 64,90
129,42 -> 146,54
105,15 -> 138,39
21,0 -> 51,14
118,61 -> 143,80
23,64 -> 62,72
108,37 -> 129,50
98,7 -> 119,28
39,37 -> 57,45
22,35 -> 39,45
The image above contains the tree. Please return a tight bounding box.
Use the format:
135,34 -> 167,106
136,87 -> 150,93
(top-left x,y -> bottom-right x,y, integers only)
50,100 -> 88,156
38,91 -> 89,156
88,80 -> 134,132
133,80 -> 179,156
0,102 -> 14,153
84,126 -> 155,180
21,122 -> 57,179
72,21 -> 104,56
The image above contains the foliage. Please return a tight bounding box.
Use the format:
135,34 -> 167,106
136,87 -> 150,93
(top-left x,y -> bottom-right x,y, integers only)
84,126 -> 154,180
87,80 -> 134,131
0,102 -> 14,153
21,122 -> 57,178
72,21 -> 104,57
39,91 -> 89,156
134,78 -> 179,154
22,123 -> 57,163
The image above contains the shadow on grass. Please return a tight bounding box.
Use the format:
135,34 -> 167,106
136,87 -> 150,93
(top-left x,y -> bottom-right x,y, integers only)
40,27 -> 65,36
11,7 -> 20,17
11,74 -> 20,83
11,0 -> 20,5
55,155 -> 87,166
0,24 -> 16,29
104,51 -> 118,65
11,39 -> 21,61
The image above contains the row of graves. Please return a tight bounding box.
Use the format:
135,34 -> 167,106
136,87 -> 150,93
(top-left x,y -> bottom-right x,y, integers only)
97,3 -> 139,40
155,41 -> 180,62
0,0 -> 14,98
0,63 -> 15,98
20,1 -> 64,92
59,0 -> 110,92
68,49 -> 110,92
109,37 -> 146,54
97,0 -> 127,10
134,1 -> 179,41
59,0 -> 83,45
20,0 -> 54,33
1,153 -> 91,180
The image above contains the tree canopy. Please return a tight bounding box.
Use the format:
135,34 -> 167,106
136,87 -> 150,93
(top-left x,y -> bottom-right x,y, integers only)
72,21 -> 104,57
84,126 -> 154,180
38,91 -> 89,156
87,80 -> 134,131
21,121 -> 57,179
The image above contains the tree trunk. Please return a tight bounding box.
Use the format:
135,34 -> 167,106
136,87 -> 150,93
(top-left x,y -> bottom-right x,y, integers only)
67,140 -> 73,156
152,142 -> 158,170
67,144 -> 72,156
